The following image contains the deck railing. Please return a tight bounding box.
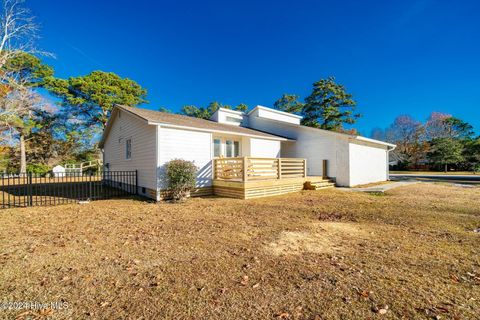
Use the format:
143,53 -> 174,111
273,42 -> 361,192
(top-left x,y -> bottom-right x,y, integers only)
213,157 -> 307,182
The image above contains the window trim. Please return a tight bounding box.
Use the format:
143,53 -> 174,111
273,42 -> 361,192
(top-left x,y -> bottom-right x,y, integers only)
212,137 -> 241,158
213,138 -> 222,158
125,138 -> 132,160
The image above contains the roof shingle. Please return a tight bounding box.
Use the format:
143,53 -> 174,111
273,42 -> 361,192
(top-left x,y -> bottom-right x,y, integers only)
116,105 -> 288,140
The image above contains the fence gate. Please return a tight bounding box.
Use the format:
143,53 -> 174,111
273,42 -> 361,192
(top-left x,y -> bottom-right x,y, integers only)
0,171 -> 137,209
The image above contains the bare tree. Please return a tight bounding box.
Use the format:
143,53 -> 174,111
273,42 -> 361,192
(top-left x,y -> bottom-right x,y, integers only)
0,0 -> 53,173
424,112 -> 452,140
385,115 -> 428,168
0,0 -> 39,73
0,87 -> 46,172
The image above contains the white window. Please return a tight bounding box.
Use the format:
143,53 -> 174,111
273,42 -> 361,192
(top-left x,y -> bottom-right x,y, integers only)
212,138 -> 240,158
126,138 -> 132,159
225,116 -> 242,124
234,141 -> 240,157
225,140 -> 233,157
213,138 -> 221,157
225,139 -> 240,157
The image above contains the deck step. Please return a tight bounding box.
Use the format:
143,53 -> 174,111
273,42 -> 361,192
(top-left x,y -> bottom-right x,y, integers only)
303,179 -> 336,190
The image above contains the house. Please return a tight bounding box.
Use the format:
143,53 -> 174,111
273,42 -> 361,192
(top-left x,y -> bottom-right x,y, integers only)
99,105 -> 396,200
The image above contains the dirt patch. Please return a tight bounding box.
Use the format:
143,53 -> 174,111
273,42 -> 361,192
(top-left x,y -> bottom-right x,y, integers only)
266,222 -> 371,256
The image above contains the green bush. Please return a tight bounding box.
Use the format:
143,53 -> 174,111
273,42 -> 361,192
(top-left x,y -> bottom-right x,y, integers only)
165,159 -> 198,202
26,163 -> 50,176
473,163 -> 480,174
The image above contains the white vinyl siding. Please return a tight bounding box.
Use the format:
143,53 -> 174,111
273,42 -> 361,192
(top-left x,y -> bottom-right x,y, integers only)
249,138 -> 281,158
157,127 -> 212,190
248,114 -> 389,186
248,116 -> 338,178
348,141 -> 388,186
249,106 -> 301,125
103,110 -> 157,194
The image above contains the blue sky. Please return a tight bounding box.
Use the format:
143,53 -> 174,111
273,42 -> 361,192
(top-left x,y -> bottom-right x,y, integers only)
30,0 -> 480,136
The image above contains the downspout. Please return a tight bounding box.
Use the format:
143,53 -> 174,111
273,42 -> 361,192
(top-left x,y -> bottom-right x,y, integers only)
155,125 -> 160,201
386,145 -> 397,180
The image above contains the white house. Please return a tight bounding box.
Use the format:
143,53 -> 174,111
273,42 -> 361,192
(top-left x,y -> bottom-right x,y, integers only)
99,105 -> 396,200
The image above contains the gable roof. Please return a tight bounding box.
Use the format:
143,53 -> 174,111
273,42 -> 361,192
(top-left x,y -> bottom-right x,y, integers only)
99,105 -> 290,147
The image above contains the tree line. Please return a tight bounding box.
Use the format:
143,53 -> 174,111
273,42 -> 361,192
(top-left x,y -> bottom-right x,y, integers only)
0,1 -> 362,175
0,0 -> 148,174
2,1 -> 476,175
372,113 -> 479,172
181,76 -> 361,135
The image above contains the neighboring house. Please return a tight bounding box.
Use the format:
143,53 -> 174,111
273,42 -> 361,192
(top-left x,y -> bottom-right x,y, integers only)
99,105 -> 396,200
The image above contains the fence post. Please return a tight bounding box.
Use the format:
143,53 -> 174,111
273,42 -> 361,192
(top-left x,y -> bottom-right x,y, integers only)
28,172 -> 33,206
303,159 -> 307,178
135,170 -> 138,195
243,157 -> 248,182
89,172 -> 93,200
212,159 -> 216,180
277,158 -> 282,179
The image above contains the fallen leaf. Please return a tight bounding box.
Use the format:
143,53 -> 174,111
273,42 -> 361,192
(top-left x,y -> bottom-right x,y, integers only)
39,308 -> 54,316
275,312 -> 290,319
358,290 -> 369,298
450,274 -> 459,283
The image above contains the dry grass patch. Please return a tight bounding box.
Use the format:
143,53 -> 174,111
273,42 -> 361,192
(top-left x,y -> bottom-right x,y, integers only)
351,180 -> 395,188
0,184 -> 479,319
266,222 -> 371,256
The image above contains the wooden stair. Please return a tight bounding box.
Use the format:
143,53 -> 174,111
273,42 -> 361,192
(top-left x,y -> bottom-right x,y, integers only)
303,178 -> 336,190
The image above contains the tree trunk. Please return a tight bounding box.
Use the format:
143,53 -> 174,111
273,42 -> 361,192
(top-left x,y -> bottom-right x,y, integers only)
444,163 -> 448,173
19,133 -> 26,174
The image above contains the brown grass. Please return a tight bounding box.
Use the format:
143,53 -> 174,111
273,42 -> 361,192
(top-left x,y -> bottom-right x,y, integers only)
352,180 -> 395,188
1,184 -> 479,319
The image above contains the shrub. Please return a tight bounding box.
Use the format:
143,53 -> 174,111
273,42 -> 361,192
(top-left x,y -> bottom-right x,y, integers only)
474,163 -> 480,174
26,163 -> 50,176
165,159 -> 198,202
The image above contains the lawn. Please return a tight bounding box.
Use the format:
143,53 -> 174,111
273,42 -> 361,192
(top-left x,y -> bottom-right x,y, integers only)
1,184 -> 479,319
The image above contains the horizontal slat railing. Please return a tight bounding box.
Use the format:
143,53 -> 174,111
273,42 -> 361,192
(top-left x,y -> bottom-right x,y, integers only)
247,158 -> 278,180
213,158 -> 244,180
279,158 -> 306,178
213,157 -> 306,181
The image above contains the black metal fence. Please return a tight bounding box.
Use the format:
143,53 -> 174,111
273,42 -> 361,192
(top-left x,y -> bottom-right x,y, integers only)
0,171 -> 137,208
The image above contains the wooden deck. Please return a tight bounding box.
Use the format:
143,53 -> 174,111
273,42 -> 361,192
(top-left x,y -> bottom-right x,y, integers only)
213,176 -> 334,199
212,157 -> 334,199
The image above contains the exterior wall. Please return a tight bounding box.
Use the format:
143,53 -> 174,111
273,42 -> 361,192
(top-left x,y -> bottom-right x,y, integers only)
248,115 -> 390,187
211,108 -> 248,126
348,141 -> 388,186
248,116 -> 339,178
241,136 -> 251,156
157,127 -> 213,191
103,110 -> 157,199
335,138 -> 350,186
250,106 -> 301,125
249,138 -> 281,158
